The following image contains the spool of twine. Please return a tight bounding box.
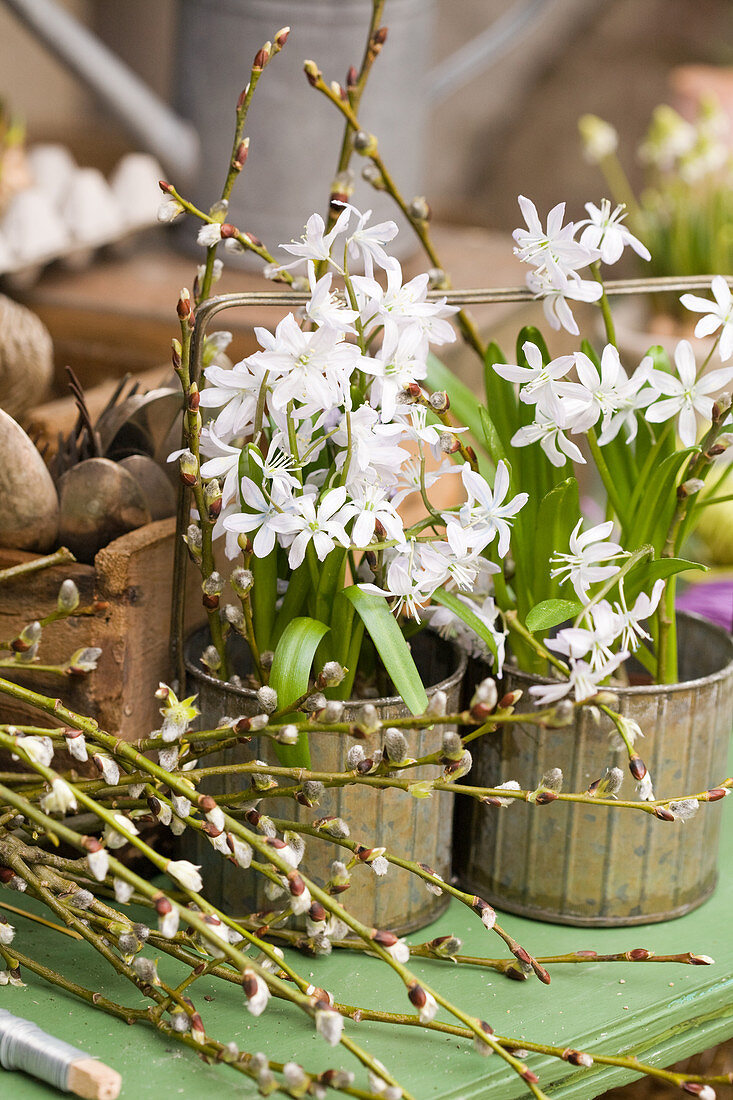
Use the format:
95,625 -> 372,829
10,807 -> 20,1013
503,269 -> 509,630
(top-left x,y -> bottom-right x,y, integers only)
0,1008 -> 89,1091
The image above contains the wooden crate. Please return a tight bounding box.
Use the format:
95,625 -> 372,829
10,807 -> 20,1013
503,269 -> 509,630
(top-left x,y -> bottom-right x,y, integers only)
0,518 -> 205,740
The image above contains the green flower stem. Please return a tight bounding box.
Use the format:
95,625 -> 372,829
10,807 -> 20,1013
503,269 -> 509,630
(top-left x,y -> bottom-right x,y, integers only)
0,675 -> 720,821
269,816 -> 546,977
216,765 -> 731,815
0,659 -> 74,676
586,427 -> 626,522
657,413 -> 729,683
0,733 -> 438,1099
5,947 -> 387,1100
311,1003 -> 729,1097
96,931 -> 722,1097
0,841 -> 158,1000
694,490 -> 733,507
196,39 -> 277,305
590,262 -> 617,346
163,183 -> 288,278
5,945 -> 144,1024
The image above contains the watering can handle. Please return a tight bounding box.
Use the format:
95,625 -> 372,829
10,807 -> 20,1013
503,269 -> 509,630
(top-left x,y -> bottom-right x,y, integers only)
3,0 -> 556,174
426,0 -> 558,104
2,0 -> 199,182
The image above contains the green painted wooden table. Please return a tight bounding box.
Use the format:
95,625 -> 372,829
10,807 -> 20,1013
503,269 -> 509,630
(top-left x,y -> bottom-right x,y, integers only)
2,797 -> 731,1099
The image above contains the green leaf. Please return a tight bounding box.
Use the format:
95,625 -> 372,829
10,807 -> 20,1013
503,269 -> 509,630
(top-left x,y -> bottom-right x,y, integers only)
624,557 -> 707,604
478,407 -> 506,468
342,587 -> 428,714
269,617 -> 330,768
532,479 -> 580,604
251,553 -> 277,653
625,447 -> 699,551
525,598 -> 584,634
271,565 -> 312,647
432,588 -> 499,668
483,340 -> 518,449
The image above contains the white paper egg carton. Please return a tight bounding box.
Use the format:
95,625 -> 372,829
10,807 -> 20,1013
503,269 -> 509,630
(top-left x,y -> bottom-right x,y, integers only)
0,145 -> 165,287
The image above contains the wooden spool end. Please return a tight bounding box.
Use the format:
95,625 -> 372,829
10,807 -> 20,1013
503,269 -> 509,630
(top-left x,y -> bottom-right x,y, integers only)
67,1058 -> 122,1100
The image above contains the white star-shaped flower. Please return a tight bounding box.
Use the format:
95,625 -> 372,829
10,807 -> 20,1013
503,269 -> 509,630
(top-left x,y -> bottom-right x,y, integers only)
577,200 -> 651,265
459,461 -> 528,558
680,276 -> 733,361
646,339 -> 733,446
550,519 -> 628,600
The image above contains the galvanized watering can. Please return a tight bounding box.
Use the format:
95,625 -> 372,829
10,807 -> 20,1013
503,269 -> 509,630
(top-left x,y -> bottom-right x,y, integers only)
3,0 -> 553,254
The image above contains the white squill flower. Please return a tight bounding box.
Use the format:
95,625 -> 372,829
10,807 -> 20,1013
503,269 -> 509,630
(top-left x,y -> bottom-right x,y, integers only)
511,410 -> 586,468
646,340 -> 733,446
460,460 -> 528,558
680,275 -> 733,361
526,266 -> 602,336
550,519 -> 628,600
577,200 -> 651,265
512,195 -> 599,286
492,341 -> 577,421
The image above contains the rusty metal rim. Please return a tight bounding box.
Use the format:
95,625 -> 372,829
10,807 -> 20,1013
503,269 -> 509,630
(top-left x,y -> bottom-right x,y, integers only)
185,627 -> 468,709
504,612 -> 733,697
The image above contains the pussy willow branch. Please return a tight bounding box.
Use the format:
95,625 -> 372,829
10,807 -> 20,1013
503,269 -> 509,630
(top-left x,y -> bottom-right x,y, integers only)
320,1 -> 386,237
0,782 -> 411,1099
0,547 -> 75,585
304,61 -> 486,360
4,944 -> 387,1100
0,674 -> 728,1096
0,681 -> 550,1095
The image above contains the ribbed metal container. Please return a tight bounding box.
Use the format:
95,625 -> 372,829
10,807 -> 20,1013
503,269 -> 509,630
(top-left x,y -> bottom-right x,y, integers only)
458,613 -> 733,926
185,628 -> 467,934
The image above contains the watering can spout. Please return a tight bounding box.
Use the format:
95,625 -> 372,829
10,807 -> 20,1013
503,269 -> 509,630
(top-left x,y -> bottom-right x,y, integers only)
3,0 -> 199,185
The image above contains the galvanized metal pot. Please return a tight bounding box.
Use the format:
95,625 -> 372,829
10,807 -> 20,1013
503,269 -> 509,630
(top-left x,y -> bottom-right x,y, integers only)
457,613 -> 733,926
185,627 -> 467,934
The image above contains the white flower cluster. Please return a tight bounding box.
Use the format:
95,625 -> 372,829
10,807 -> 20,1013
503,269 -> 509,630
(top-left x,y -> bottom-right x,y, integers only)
191,204 -> 528,636
512,198 -> 733,454
513,195 -> 651,337
528,519 -> 665,707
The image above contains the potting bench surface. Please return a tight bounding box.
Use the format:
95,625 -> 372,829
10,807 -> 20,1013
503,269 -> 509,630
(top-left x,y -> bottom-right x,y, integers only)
2,784 -> 731,1100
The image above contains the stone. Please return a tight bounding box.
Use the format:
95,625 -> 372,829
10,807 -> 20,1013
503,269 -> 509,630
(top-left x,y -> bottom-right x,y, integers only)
119,454 -> 177,521
58,457 -> 151,563
0,408 -> 59,551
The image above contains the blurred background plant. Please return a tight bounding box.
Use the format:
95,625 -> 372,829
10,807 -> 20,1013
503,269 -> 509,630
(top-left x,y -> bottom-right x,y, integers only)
580,97 -> 733,315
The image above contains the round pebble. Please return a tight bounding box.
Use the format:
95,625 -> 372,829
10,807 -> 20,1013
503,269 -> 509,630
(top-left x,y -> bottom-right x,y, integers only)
0,408 -> 59,551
